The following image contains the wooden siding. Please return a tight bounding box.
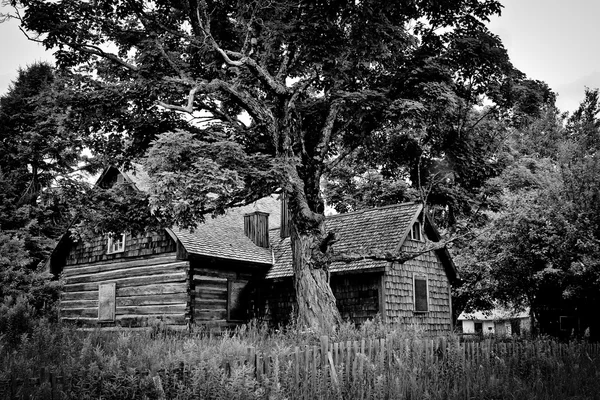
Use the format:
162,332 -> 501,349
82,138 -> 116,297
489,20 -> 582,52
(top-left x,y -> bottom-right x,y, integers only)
65,230 -> 176,266
190,259 -> 261,328
258,278 -> 296,326
383,239 -> 452,334
60,253 -> 189,327
331,273 -> 381,324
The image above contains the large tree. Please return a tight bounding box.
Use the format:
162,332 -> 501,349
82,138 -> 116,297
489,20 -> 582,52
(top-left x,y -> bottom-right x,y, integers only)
7,0 -> 515,332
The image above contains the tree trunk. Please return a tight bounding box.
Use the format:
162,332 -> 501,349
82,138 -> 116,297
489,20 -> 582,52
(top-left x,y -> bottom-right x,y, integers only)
285,171 -> 342,333
290,225 -> 341,333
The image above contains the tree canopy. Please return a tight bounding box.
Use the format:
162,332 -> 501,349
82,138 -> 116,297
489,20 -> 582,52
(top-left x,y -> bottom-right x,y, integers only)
5,0 -> 543,332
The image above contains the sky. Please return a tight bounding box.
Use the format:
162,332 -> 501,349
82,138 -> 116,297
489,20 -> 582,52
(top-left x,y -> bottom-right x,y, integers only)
1,0 -> 600,113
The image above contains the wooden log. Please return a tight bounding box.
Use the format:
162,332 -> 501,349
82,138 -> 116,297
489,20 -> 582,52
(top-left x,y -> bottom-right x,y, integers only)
195,299 -> 227,308
62,253 -> 179,277
194,310 -> 227,321
196,291 -> 227,301
64,272 -> 186,292
60,299 -> 99,309
116,293 -> 187,307
65,262 -> 187,285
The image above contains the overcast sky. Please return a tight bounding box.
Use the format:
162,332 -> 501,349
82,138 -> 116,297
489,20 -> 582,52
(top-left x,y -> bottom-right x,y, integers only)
1,0 -> 599,113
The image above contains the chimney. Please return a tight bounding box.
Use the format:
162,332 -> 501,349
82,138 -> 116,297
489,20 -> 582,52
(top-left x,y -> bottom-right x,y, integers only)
244,211 -> 270,248
280,193 -> 291,239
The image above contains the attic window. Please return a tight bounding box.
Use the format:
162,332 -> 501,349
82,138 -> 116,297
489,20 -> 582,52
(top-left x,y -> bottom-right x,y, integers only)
107,233 -> 126,254
410,221 -> 422,241
413,274 -> 429,313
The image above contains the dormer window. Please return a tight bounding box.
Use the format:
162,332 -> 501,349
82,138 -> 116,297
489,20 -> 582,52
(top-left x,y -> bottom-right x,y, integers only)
410,221 -> 422,241
107,233 -> 126,254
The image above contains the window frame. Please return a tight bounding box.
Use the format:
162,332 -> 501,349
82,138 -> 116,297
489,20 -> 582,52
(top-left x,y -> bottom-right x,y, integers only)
413,274 -> 429,313
410,221 -> 423,241
107,233 -> 126,254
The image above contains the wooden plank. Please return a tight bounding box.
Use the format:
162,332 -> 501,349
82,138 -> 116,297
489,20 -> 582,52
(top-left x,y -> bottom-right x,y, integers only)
61,291 -> 96,301
64,272 -> 186,292
61,308 -> 98,318
117,283 -> 187,297
116,293 -> 187,307
196,291 -> 227,301
195,282 -> 228,292
116,304 -> 187,315
61,299 -> 98,309
196,299 -> 227,308
65,262 -> 188,284
195,310 -> 227,320
64,251 -> 177,271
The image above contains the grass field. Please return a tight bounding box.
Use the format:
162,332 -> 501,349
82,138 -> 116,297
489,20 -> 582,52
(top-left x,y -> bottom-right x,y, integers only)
1,319 -> 599,399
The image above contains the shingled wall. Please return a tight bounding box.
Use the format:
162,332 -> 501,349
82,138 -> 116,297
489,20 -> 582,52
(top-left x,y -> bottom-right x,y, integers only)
331,272 -> 382,324
383,239 -> 452,334
65,230 -> 176,265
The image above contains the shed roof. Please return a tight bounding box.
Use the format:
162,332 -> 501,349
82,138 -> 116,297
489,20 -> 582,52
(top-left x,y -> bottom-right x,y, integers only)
458,308 -> 530,321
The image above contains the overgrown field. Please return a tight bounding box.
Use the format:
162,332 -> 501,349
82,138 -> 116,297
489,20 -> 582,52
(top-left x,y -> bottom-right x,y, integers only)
1,319 -> 599,399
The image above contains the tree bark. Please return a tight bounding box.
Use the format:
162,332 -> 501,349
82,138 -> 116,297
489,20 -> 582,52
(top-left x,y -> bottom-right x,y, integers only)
285,167 -> 342,333
290,224 -> 341,333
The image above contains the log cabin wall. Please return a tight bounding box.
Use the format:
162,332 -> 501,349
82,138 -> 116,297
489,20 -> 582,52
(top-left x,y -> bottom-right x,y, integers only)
331,272 -> 382,325
384,238 -> 452,334
189,257 -> 265,329
60,231 -> 190,327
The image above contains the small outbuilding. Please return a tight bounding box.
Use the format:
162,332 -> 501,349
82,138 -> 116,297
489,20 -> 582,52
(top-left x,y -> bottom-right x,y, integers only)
458,308 -> 530,336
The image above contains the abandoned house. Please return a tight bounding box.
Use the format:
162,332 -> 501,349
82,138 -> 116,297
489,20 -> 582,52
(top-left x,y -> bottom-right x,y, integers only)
48,166 -> 458,333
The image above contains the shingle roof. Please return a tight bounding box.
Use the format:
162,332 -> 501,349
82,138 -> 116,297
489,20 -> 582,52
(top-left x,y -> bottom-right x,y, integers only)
173,196 -> 281,264
120,166 -> 430,275
266,202 -> 422,279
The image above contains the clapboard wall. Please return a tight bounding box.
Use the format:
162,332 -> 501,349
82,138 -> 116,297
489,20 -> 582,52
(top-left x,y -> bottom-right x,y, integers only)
60,231 -> 190,327
383,238 -> 452,334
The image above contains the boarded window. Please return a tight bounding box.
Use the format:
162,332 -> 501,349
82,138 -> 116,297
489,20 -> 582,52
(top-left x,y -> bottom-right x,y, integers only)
107,233 -> 126,254
98,283 -> 116,321
228,279 -> 248,321
413,275 -> 428,312
410,222 -> 422,241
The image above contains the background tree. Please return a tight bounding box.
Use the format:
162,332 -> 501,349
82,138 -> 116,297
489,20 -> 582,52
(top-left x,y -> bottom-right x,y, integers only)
453,89 -> 600,338
0,63 -> 95,339
7,0 -> 523,332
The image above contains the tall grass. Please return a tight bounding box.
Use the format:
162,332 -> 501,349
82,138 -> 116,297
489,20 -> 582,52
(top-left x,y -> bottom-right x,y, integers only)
1,319 -> 599,399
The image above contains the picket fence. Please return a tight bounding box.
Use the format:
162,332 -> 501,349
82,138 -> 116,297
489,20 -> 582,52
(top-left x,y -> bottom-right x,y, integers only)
2,337 -> 599,399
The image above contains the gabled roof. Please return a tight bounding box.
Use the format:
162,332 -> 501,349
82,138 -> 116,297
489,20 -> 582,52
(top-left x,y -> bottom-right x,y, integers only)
266,202 -> 424,279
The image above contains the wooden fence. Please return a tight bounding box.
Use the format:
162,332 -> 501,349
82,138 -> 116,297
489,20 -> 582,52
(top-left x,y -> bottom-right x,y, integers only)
2,337 -> 599,399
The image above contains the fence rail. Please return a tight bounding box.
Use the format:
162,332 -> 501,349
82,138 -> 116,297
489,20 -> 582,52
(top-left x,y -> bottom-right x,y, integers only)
2,337 -> 599,399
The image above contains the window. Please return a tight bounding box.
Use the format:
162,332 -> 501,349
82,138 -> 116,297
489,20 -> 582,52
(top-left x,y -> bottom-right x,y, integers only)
410,221 -> 422,241
227,279 -> 249,321
98,283 -> 116,321
107,233 -> 126,254
413,275 -> 429,312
